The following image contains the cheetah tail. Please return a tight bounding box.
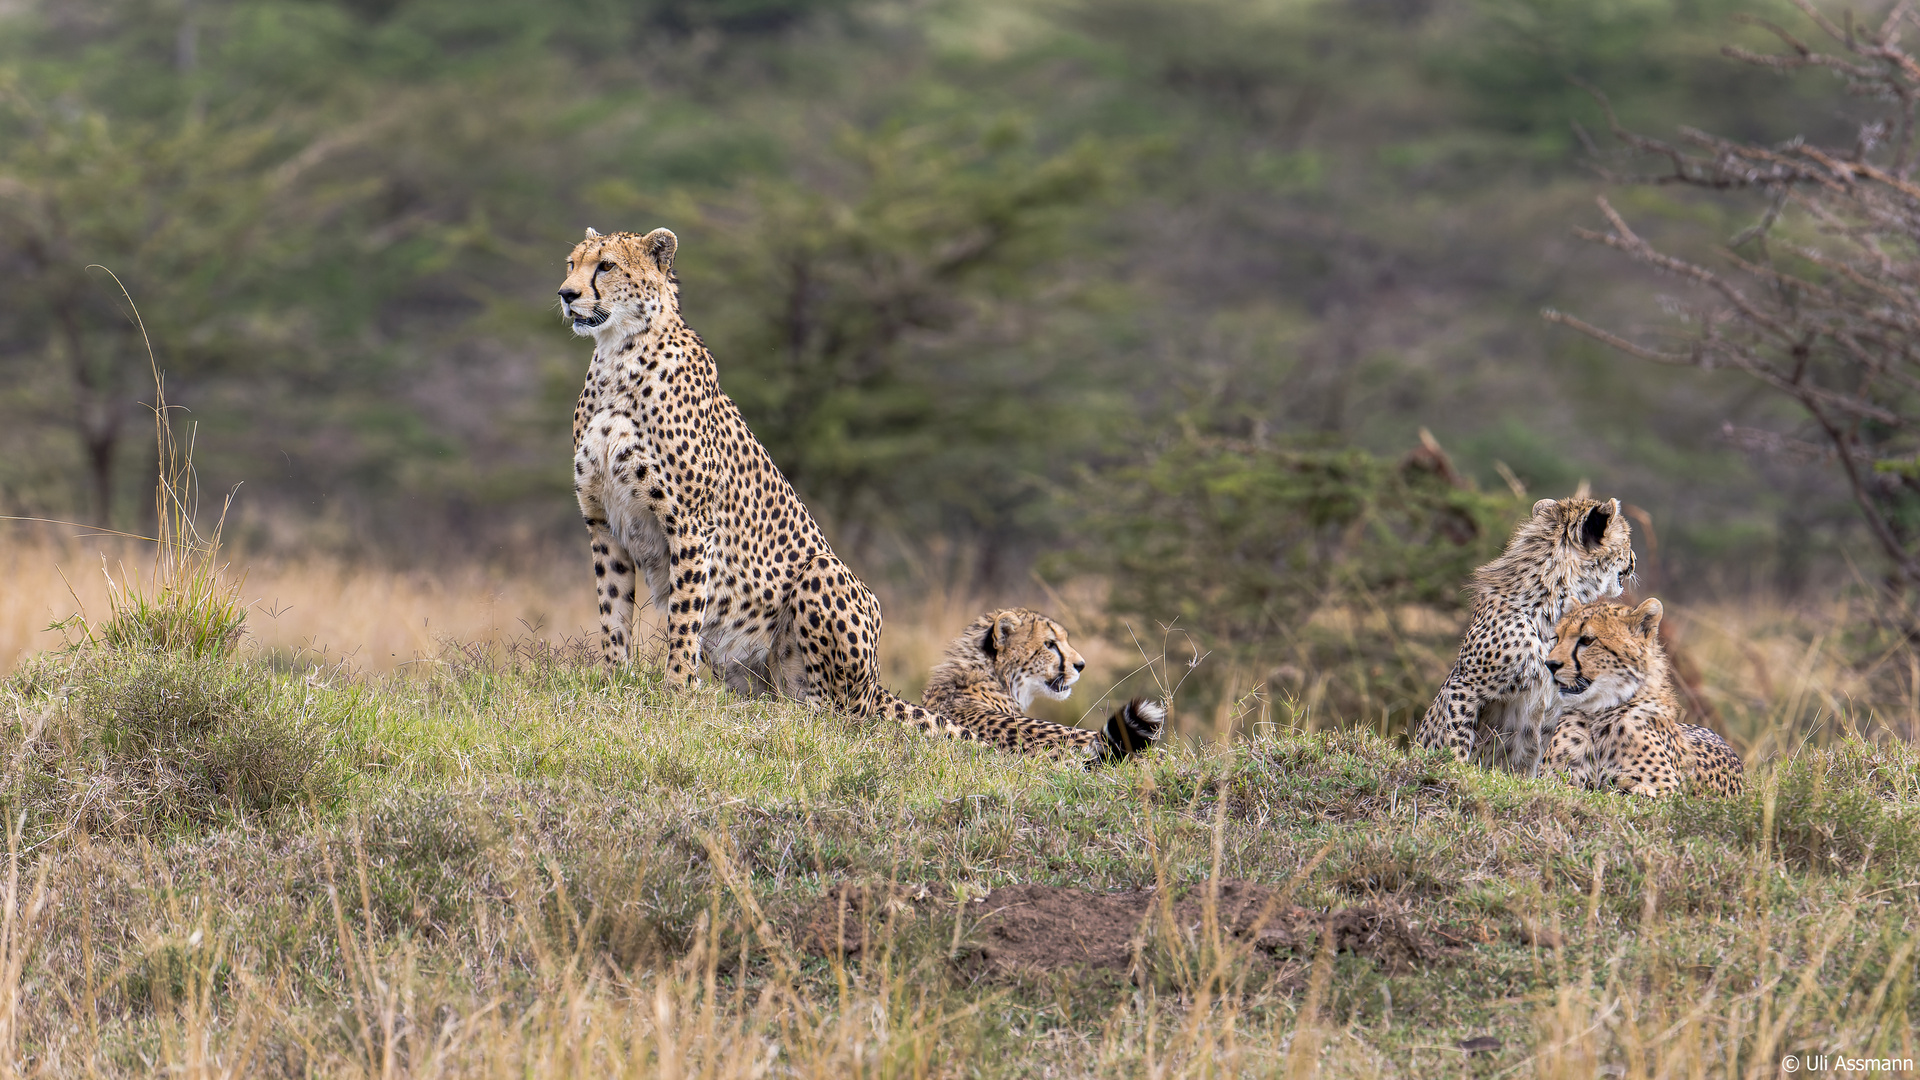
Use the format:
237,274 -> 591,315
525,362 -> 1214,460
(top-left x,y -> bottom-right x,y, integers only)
1099,698 -> 1166,762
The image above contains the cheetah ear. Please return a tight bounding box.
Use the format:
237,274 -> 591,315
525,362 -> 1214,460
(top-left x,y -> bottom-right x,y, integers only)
992,612 -> 1020,652
584,227 -> 600,239
1532,498 -> 1557,518
1631,597 -> 1663,639
641,227 -> 677,272
1579,502 -> 1612,550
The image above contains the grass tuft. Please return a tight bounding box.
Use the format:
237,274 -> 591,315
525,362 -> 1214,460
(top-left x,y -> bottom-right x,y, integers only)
1664,737 -> 1920,875
80,276 -> 249,660
6,650 -> 337,838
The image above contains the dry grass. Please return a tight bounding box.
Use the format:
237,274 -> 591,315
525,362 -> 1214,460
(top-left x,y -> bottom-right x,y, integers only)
0,640 -> 1913,1076
0,529 -> 1134,722
0,529 -> 609,675
1,532 -> 1918,1076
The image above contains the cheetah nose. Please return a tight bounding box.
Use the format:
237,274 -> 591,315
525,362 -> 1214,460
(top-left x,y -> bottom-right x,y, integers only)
1072,660 -> 1085,672
1545,659 -> 1563,673
558,288 -> 581,305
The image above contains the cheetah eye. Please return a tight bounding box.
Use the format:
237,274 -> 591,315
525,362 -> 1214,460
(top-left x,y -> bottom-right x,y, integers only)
598,260 -> 614,272
1578,635 -> 1595,647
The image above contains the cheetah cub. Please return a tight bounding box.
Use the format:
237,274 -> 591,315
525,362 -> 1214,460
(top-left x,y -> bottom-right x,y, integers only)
1416,497 -> 1636,773
922,609 -> 1163,764
1545,599 -> 1743,797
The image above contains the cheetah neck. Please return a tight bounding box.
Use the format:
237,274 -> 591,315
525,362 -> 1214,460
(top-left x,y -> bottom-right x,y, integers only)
1582,648 -> 1674,721
1480,557 -> 1589,635
588,309 -> 708,382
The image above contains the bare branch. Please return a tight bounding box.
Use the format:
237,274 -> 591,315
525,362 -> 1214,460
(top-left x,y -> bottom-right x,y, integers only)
1732,13 -> 1814,56
1540,308 -> 1695,365
1573,5 -> 1920,581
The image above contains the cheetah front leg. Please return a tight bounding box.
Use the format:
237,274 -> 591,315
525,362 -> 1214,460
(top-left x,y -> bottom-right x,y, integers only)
576,420 -> 652,675
1415,671 -> 1484,762
653,513 -> 714,689
1545,716 -> 1595,789
585,518 -> 640,671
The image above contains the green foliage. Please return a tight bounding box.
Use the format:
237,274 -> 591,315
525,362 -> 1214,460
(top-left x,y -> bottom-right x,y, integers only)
0,0 -> 1880,584
650,118 -> 1124,537
1059,427 -> 1524,654
1448,0 -> 1845,151
0,65 -> 281,523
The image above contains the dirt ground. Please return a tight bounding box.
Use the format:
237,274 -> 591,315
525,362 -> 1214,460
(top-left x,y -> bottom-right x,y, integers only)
796,878 -> 1460,977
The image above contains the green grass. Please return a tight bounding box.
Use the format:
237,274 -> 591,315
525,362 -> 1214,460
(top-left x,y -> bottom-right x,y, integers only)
0,641 -> 1914,1077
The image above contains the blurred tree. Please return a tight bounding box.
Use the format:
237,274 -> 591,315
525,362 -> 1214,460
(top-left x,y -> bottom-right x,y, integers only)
0,67 -> 279,527
0,0 -> 1884,588
642,118 -> 1124,559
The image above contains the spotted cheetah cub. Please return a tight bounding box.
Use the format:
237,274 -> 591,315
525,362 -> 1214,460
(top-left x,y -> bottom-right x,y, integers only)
1416,497 -> 1636,773
1544,599 -> 1742,797
922,609 -> 1164,764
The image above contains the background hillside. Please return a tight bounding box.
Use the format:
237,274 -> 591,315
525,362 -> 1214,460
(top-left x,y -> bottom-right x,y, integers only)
0,0 -> 1882,594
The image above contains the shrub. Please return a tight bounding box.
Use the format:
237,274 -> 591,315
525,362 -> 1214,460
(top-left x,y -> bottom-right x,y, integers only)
15,651 -> 334,837
1062,428 -> 1520,646
1053,427 -> 1524,725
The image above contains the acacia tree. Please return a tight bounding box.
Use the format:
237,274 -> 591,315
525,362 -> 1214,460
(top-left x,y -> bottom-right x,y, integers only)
1546,0 -> 1920,584
674,118 -> 1119,559
0,85 -> 281,526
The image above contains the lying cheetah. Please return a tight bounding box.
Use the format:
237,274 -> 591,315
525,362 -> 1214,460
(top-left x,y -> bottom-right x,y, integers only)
1415,497 -> 1636,773
922,608 -> 1163,763
559,227 -> 1119,759
1545,599 -> 1742,797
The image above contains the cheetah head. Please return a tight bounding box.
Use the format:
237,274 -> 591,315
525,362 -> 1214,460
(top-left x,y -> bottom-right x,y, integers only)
1528,496 -> 1637,609
557,226 -> 678,340
1545,598 -> 1663,712
972,608 -> 1087,710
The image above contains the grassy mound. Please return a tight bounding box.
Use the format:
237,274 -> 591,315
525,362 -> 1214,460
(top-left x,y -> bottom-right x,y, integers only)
0,643 -> 1912,1076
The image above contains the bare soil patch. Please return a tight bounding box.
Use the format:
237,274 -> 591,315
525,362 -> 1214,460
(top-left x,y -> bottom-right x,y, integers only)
796,878 -> 1459,976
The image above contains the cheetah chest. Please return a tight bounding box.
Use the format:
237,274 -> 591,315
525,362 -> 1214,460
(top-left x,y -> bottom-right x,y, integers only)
1469,606 -> 1560,769
575,403 -> 782,677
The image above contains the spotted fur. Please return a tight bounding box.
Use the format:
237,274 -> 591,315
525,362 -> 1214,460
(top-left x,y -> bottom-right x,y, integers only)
920,609 -> 1164,764
560,227 -> 1114,758
1415,497 -> 1637,773
1544,599 -> 1743,797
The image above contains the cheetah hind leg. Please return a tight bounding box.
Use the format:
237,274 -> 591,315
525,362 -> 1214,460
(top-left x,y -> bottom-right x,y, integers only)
769,553 -> 966,739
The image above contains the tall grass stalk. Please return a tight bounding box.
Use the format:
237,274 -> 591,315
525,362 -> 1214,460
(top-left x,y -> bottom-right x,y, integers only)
89,270 -> 247,657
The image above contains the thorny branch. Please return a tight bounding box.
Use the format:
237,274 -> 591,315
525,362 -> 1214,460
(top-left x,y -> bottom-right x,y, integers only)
1552,3 -> 1920,583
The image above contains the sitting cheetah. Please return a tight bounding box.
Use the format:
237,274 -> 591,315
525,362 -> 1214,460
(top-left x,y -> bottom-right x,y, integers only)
1415,497 -> 1636,773
922,608 -> 1164,763
558,226 -> 1118,759
1545,599 -> 1742,797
